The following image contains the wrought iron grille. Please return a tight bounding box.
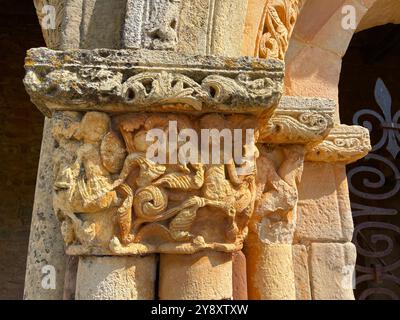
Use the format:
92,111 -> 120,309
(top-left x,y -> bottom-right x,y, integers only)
347,78 -> 400,299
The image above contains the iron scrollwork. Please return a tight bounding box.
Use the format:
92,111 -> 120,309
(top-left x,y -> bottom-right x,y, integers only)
348,78 -> 400,300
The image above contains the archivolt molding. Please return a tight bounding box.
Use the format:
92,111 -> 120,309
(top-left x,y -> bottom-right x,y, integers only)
24,48 -> 284,116
256,0 -> 304,60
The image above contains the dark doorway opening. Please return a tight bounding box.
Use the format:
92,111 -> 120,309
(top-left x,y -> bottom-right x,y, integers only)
0,0 -> 45,299
339,24 -> 400,300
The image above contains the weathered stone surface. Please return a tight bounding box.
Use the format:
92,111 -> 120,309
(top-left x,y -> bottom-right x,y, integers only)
259,95 -> 336,144
251,144 -> 305,245
292,244 -> 311,300
24,48 -> 284,116
75,255 -> 156,300
201,0 -> 248,57
34,0 -> 128,50
296,163 -> 348,242
310,242 -> 356,300
232,251 -> 248,300
33,0 -> 66,49
123,0 -> 181,50
305,125 -> 371,164
246,242 -> 296,300
24,118 -> 67,300
159,251 -> 233,300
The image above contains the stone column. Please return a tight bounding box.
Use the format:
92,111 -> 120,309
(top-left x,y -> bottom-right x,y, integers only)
75,256 -> 156,300
24,118 -> 67,300
27,0 -> 254,300
25,0 -> 371,300
246,96 -> 371,300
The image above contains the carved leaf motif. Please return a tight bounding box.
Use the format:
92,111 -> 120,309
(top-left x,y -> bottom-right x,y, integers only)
154,164 -> 205,190
258,0 -> 302,60
122,72 -> 205,110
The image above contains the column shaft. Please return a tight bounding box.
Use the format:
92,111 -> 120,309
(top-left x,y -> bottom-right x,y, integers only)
75,255 -> 157,300
159,251 -> 233,300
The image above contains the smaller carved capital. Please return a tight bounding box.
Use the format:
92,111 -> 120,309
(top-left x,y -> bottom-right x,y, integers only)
305,125 -> 372,164
259,96 -> 336,144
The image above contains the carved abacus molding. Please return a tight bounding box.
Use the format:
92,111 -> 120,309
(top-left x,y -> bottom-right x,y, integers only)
24,48 -> 284,116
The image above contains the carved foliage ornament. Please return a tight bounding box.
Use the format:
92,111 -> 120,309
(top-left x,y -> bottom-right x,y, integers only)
259,96 -> 336,144
24,48 -> 284,116
257,0 -> 303,60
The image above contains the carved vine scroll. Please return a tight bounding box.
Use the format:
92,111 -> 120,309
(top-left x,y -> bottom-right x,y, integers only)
256,0 -> 303,60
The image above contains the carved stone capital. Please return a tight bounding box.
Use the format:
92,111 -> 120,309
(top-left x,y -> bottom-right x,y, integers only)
52,111 -> 259,255
259,96 -> 336,144
305,125 -> 372,164
24,48 -> 284,117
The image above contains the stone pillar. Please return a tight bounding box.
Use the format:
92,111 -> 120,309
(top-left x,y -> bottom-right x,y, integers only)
24,118 -> 67,300
246,241 -> 296,300
75,256 -> 156,300
159,252 -> 232,300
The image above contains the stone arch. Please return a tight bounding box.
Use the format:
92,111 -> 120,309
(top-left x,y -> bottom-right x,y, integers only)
284,0 -> 400,112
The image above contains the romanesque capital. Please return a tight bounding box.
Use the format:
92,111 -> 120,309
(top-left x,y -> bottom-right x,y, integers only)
24,44 -> 372,257
51,111 -> 259,255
